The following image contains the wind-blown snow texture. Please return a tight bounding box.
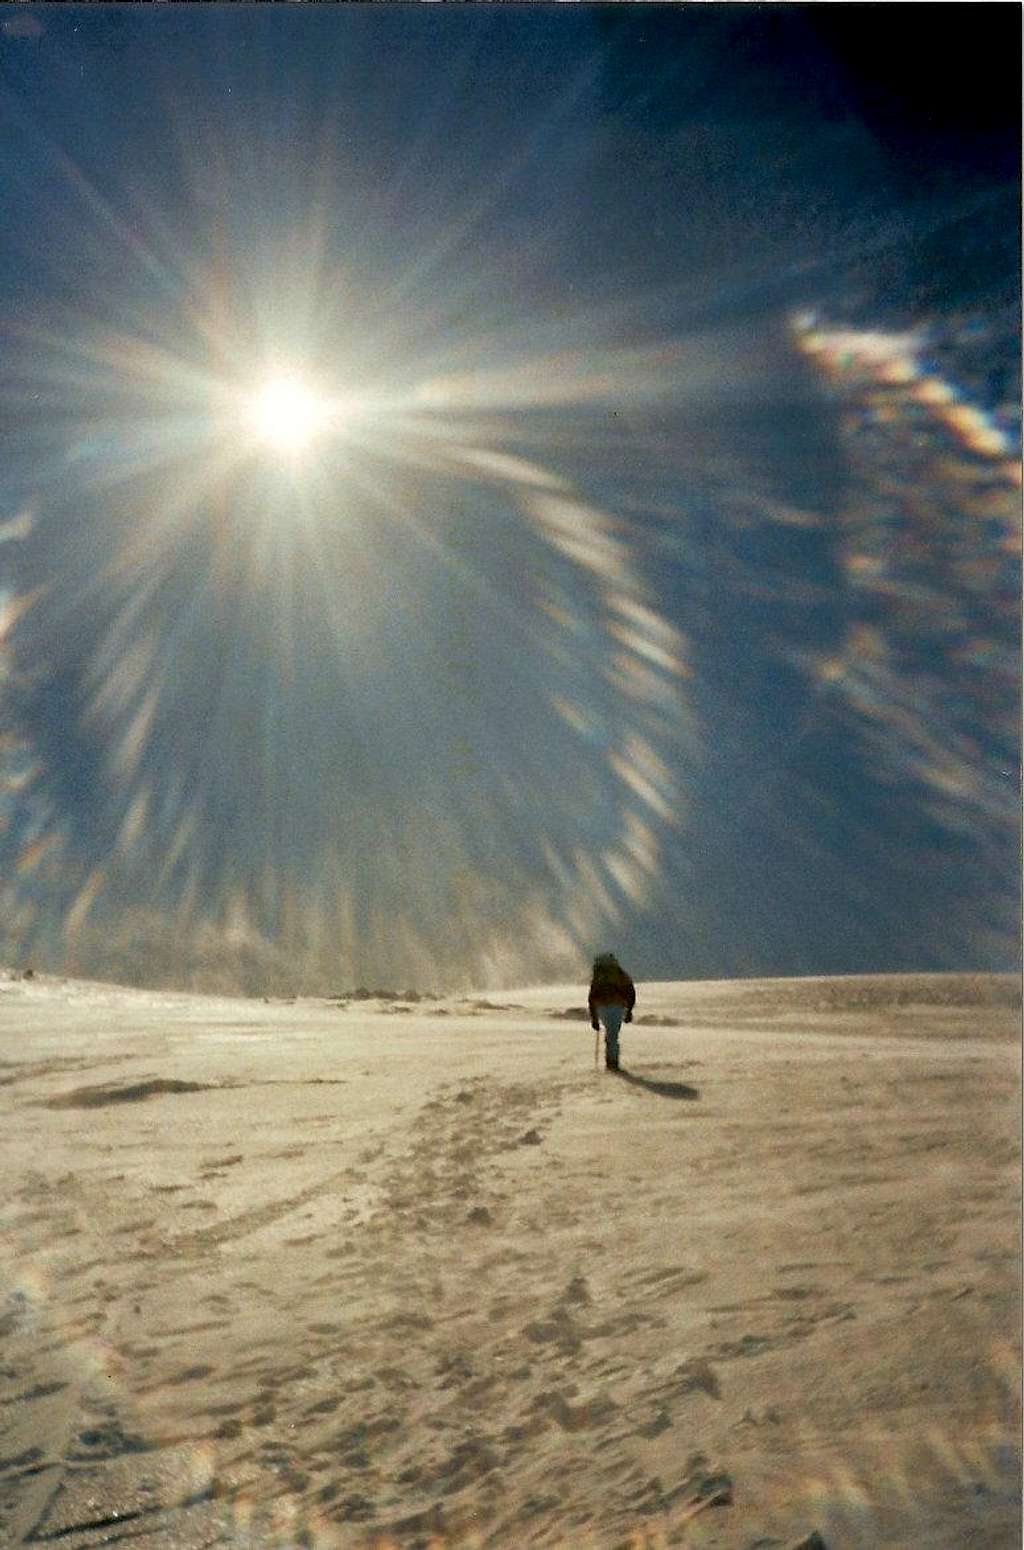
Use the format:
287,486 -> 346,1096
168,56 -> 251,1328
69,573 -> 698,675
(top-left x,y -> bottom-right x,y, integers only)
0,970 -> 1019,1548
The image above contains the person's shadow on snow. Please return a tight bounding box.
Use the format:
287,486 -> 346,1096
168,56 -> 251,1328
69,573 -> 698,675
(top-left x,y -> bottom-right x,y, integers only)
612,1069 -> 700,1101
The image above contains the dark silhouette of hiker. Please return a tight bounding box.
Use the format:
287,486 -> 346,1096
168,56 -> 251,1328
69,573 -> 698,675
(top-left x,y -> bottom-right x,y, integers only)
588,953 -> 636,1071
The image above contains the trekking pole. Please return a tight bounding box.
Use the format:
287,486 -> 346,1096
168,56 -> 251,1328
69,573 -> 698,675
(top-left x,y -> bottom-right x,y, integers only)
594,1024 -> 600,1069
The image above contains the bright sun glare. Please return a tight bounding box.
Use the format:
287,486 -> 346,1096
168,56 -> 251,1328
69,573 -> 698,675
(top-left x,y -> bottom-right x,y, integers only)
248,375 -> 327,454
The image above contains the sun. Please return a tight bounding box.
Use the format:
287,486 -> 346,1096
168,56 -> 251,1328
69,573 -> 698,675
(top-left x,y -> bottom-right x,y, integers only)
247,374 -> 328,455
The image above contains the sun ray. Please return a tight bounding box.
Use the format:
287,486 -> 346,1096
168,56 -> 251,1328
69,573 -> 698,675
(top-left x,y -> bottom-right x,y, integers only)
0,8 -> 1016,988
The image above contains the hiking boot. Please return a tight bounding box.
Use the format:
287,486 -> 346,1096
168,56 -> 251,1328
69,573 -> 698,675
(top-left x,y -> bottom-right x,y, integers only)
606,1053 -> 619,1072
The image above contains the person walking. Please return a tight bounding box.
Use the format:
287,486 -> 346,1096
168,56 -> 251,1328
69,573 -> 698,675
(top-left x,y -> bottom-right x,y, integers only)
588,953 -> 636,1072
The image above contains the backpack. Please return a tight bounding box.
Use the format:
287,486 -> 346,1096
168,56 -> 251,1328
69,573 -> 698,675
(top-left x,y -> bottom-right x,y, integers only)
591,954 -> 630,996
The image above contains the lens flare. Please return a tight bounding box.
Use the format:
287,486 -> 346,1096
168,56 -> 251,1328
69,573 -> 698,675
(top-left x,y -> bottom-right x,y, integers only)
0,53 -> 1017,988
0,190 -> 693,989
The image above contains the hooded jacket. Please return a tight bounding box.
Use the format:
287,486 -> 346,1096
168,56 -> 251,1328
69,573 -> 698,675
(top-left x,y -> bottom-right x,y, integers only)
588,956 -> 636,1018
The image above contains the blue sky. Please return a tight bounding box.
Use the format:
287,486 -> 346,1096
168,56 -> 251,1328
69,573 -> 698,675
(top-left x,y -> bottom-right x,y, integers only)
0,5 -> 1018,990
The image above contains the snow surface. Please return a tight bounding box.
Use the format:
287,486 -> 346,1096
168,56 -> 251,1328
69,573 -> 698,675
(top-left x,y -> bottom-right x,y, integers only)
0,970 -> 1019,1548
